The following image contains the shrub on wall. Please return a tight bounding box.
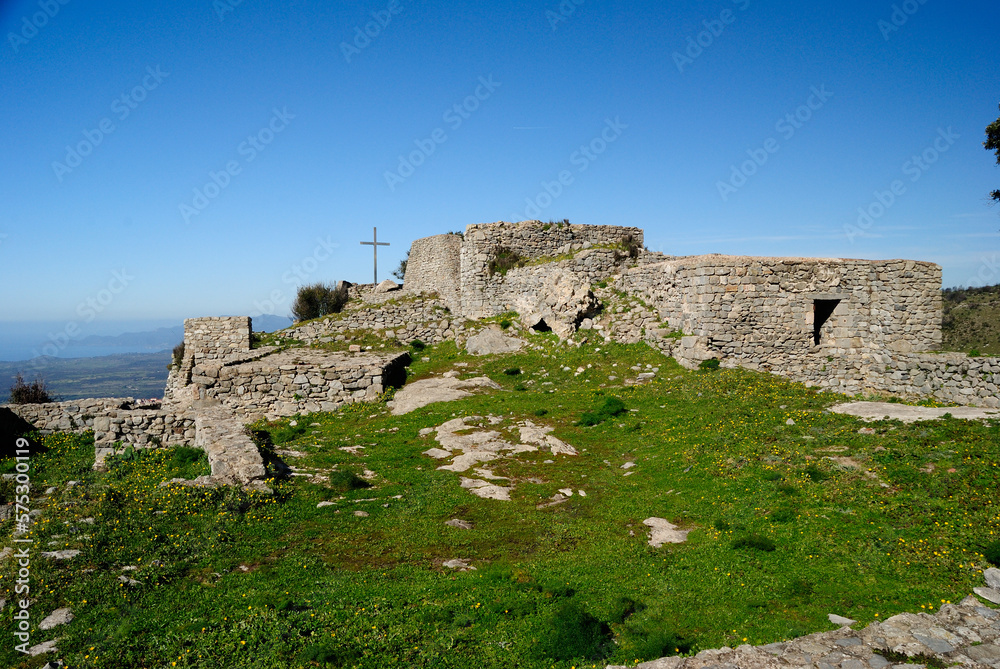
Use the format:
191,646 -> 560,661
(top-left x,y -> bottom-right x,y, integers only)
8,372 -> 53,404
291,282 -> 349,322
171,342 -> 185,369
487,247 -> 525,276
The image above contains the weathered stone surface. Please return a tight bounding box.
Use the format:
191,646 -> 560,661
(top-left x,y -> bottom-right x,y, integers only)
985,568 -> 1000,590
40,550 -> 80,560
464,329 -> 524,356
642,518 -> 689,547
829,614 -> 858,626
374,279 -> 399,293
974,587 -> 1000,604
445,519 -> 473,530
39,607 -> 73,630
388,377 -> 501,415
830,402 -> 1000,423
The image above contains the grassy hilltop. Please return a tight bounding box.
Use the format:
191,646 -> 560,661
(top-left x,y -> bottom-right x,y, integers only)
942,283 -> 1000,355
1,332 -> 998,669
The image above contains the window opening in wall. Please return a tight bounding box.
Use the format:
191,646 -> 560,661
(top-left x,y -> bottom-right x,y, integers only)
813,299 -> 840,345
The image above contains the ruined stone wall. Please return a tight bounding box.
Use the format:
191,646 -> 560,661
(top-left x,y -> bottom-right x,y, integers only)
620,255 -> 942,363
3,399 -> 198,465
285,296 -> 460,347
460,221 -> 644,318
187,349 -> 409,417
771,350 -> 1000,408
184,317 -> 252,362
403,233 -> 463,310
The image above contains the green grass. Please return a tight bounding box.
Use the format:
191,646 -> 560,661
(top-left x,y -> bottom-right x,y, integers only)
942,284 -> 1000,355
1,336 -> 998,668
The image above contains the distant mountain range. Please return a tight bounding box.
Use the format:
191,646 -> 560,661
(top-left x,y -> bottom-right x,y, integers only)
70,314 -> 293,350
0,315 -> 295,400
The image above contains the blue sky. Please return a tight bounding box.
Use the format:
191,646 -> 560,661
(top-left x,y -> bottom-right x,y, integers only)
2,0 -> 999,332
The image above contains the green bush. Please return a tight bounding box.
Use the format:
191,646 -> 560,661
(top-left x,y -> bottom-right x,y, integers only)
732,535 -> 777,552
608,597 -> 646,623
503,367 -> 522,376
8,372 -> 52,404
578,397 -> 627,427
291,282 -> 348,322
804,465 -> 829,482
713,519 -> 731,531
770,508 -> 796,523
410,339 -> 426,351
534,408 -> 548,417
614,233 -> 642,262
969,349 -> 982,357
984,539 -> 1000,566
329,470 -> 372,493
500,319 -> 512,329
535,601 -> 612,662
698,358 -> 721,372
487,247 -> 525,276
171,342 -> 185,369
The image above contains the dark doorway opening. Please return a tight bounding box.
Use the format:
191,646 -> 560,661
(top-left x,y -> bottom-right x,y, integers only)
813,299 -> 840,345
531,319 -> 552,333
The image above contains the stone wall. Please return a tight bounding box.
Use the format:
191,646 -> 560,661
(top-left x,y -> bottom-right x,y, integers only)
403,233 -> 463,310
770,349 -> 1000,408
2,399 -> 199,466
459,220 -> 645,318
620,255 -> 942,364
184,316 -> 251,361
286,296 -> 460,347
185,349 -> 410,418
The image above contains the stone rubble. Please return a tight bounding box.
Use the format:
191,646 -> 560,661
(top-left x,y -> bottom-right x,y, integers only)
608,575 -> 1000,669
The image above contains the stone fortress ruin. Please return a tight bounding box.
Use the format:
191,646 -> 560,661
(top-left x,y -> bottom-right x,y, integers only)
3,220 -> 999,481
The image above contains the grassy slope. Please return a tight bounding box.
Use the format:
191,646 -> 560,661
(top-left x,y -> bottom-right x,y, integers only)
942,284 -> 1000,355
0,336 -> 997,668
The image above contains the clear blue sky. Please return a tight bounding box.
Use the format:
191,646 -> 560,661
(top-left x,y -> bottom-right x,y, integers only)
2,0 -> 998,326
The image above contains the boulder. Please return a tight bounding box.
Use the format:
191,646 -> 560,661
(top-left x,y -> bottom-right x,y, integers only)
512,268 -> 598,339
374,279 -> 399,293
465,329 -> 524,356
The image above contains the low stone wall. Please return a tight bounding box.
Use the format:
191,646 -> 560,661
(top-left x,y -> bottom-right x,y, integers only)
286,296 -> 460,347
776,350 -> 1000,408
186,349 -> 410,417
93,409 -> 197,465
4,398 -> 134,434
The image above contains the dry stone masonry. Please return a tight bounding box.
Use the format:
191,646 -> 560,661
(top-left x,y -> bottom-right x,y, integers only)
6,220 -> 1000,488
401,220 -> 997,408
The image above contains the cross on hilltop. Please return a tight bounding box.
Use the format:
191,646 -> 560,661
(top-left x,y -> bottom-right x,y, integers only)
360,227 -> 390,284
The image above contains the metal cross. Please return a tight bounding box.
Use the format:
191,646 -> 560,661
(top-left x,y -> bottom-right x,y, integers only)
360,226 -> 390,284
